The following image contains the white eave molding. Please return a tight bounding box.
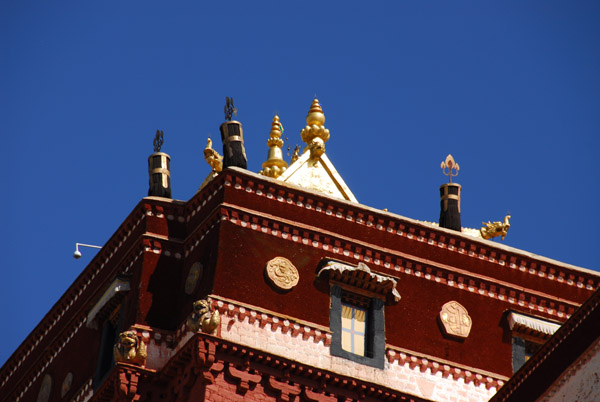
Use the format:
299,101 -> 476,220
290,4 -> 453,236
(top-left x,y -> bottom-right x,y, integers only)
318,260 -> 401,303
508,311 -> 561,336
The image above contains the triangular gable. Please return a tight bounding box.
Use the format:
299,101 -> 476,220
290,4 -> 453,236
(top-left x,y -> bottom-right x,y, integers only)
278,150 -> 358,202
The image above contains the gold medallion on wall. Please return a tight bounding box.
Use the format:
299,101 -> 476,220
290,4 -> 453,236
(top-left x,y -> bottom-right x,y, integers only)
439,301 -> 472,338
61,372 -> 73,398
185,262 -> 203,295
265,257 -> 299,290
37,374 -> 52,402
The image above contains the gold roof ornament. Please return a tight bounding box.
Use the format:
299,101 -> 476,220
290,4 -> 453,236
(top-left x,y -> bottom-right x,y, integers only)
259,115 -> 288,179
278,98 -> 357,202
441,154 -> 460,183
480,214 -> 511,240
291,145 -> 300,164
203,137 -> 223,173
300,98 -> 330,160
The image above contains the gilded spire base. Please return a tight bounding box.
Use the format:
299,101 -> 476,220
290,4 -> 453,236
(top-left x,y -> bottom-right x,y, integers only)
259,115 -> 288,179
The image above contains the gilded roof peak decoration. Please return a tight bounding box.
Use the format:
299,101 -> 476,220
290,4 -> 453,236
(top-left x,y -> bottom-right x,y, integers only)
300,98 -> 330,160
201,97 -> 356,201
277,98 -> 357,202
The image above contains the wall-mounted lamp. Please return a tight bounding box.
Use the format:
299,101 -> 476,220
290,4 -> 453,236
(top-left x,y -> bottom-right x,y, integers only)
74,243 -> 101,259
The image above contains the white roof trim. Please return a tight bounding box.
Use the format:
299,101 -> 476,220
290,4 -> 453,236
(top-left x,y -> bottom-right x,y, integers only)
318,260 -> 401,302
508,312 -> 561,336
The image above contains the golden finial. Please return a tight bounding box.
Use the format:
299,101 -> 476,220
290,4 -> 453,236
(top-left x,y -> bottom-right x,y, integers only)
306,98 -> 325,126
259,115 -> 288,178
441,154 -> 460,183
204,137 -> 223,172
300,98 -> 330,160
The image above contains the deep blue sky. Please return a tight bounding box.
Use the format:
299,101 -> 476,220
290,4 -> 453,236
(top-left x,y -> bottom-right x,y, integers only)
1,2 -> 599,366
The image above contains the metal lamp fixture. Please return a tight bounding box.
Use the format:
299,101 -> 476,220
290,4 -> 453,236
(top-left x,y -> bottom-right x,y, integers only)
73,243 -> 101,259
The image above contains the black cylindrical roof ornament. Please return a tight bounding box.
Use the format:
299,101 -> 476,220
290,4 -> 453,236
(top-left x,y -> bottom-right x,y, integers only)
439,155 -> 461,232
220,97 -> 247,169
148,130 -> 172,198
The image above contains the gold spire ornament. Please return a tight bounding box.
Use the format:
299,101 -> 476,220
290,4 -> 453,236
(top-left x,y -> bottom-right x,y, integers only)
441,154 -> 460,183
204,137 -> 223,172
259,115 -> 288,178
480,214 -> 511,240
300,98 -> 330,160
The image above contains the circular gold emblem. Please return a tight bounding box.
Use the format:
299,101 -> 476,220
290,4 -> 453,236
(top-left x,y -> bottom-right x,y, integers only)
185,263 -> 203,295
61,372 -> 73,397
37,374 -> 52,402
265,257 -> 299,290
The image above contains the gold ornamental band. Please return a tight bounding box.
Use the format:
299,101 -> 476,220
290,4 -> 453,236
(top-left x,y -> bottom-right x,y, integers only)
149,168 -> 170,175
223,135 -> 243,144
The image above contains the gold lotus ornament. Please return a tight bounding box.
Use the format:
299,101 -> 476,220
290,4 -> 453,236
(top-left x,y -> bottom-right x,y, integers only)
441,154 -> 460,183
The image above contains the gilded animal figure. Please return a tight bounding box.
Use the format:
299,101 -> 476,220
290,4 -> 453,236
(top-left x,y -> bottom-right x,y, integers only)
113,330 -> 147,365
187,299 -> 220,334
204,138 -> 223,172
308,137 -> 325,160
480,214 -> 511,240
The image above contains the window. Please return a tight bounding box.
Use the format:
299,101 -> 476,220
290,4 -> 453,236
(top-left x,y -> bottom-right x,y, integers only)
507,311 -> 560,373
512,337 -> 542,372
341,302 -> 367,356
317,259 -> 400,370
94,304 -> 123,388
86,278 -> 130,389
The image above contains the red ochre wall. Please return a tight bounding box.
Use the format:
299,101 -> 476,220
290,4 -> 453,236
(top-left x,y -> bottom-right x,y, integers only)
220,179 -> 591,305
212,221 -> 517,377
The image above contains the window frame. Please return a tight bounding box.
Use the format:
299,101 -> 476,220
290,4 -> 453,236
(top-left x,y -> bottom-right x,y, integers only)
317,259 -> 400,370
329,284 -> 386,369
